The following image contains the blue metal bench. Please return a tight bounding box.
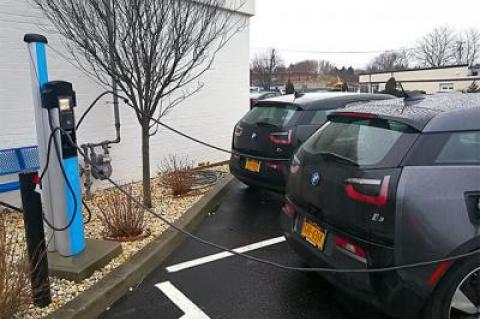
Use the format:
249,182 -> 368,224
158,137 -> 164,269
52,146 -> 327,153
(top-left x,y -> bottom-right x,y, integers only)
0,146 -> 39,193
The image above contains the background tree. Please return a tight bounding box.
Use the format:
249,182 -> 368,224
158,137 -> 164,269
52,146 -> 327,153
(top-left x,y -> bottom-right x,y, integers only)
33,0 -> 245,207
458,28 -> 480,65
288,60 -> 319,75
382,77 -> 404,97
415,26 -> 457,67
251,48 -> 284,90
285,79 -> 295,94
384,77 -> 397,95
367,50 -> 410,72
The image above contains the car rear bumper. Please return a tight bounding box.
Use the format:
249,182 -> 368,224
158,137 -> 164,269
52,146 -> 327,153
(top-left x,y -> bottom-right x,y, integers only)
280,198 -> 426,318
229,154 -> 288,192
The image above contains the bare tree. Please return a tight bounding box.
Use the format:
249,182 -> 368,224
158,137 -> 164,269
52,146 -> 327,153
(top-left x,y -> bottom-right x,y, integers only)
250,48 -> 284,90
460,28 -> 480,66
367,50 -> 410,72
32,0 -> 245,207
288,60 -> 319,75
415,26 -> 457,67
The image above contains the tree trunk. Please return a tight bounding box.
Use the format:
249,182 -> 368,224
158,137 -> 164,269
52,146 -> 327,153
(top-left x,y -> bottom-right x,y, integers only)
141,122 -> 152,208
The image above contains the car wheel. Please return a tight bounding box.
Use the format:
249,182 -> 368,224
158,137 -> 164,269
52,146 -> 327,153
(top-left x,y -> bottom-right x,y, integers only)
424,257 -> 480,319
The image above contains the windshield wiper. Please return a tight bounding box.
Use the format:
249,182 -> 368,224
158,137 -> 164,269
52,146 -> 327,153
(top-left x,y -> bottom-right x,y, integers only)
318,152 -> 359,166
256,121 -> 279,128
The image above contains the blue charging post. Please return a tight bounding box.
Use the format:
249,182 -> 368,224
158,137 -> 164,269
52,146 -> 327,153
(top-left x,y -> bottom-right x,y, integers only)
24,34 -> 121,281
24,34 -> 85,257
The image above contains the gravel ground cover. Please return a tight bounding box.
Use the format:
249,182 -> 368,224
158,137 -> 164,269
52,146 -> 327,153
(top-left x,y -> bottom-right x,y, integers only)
5,165 -> 228,318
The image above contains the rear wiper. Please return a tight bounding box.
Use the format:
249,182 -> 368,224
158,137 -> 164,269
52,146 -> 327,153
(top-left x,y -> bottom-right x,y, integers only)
256,121 -> 279,128
318,152 -> 359,166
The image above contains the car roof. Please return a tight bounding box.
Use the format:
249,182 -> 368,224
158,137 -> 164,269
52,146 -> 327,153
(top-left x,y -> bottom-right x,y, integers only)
337,93 -> 480,132
259,92 -> 394,110
251,91 -> 278,98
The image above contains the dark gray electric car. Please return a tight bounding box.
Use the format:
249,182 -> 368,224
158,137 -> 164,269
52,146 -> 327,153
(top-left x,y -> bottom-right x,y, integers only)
281,94 -> 480,319
230,92 -> 394,192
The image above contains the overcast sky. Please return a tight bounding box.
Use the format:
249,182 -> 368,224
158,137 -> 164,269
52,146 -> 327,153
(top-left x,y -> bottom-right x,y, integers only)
250,0 -> 480,68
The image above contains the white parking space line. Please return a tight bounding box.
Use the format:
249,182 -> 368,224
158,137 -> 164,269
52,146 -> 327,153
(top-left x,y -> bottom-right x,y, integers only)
166,236 -> 286,273
156,281 -> 210,319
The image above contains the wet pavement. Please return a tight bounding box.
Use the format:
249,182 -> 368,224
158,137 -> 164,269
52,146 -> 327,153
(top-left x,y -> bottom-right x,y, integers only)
100,180 -> 389,319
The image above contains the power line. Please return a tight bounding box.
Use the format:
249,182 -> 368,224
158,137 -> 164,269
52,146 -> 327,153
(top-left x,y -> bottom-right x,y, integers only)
251,47 -> 416,55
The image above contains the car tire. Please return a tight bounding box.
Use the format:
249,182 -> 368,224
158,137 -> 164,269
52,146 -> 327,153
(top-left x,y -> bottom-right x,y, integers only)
423,255 -> 480,319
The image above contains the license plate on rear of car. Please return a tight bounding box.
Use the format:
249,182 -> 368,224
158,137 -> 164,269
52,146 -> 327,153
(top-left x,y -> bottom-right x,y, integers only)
301,219 -> 326,250
245,159 -> 261,173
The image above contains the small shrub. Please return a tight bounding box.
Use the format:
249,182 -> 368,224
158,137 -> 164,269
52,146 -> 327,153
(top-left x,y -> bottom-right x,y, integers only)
285,80 -> 295,94
0,212 -> 31,319
159,155 -> 194,196
95,186 -> 148,241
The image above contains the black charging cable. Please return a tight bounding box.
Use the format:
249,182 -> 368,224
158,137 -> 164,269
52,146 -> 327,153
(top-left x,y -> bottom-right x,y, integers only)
54,128 -> 480,274
0,200 -> 23,213
40,112 -> 79,232
76,90 -> 115,130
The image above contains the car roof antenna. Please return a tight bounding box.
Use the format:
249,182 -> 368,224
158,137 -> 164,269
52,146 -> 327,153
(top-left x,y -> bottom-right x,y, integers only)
398,81 -> 409,114
293,91 -> 303,104
398,81 -> 409,99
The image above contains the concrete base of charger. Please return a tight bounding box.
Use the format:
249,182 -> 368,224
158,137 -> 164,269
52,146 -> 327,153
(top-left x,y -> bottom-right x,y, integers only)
48,239 -> 122,282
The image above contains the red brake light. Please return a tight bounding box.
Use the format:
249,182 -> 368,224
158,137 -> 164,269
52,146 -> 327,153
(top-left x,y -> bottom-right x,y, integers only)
250,99 -> 258,108
335,236 -> 367,262
234,125 -> 243,137
282,203 -> 296,217
265,161 -> 283,171
270,130 -> 292,145
345,176 -> 390,206
336,112 -> 377,119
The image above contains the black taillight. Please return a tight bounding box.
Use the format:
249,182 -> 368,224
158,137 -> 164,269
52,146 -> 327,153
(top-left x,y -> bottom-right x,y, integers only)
234,125 -> 243,137
282,203 -> 296,217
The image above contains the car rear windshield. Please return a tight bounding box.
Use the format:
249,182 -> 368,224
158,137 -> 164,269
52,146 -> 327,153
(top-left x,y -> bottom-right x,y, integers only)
302,117 -> 417,167
241,103 -> 298,128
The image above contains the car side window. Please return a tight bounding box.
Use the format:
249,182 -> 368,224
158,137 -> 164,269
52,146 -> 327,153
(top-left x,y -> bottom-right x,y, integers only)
308,110 -> 336,125
309,111 -> 328,125
435,131 -> 480,165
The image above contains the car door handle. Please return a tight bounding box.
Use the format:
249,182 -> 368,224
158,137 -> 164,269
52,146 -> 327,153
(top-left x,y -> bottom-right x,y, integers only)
465,192 -> 480,225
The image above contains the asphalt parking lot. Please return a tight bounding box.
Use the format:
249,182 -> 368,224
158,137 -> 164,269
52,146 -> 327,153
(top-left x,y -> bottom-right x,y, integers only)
100,180 -> 389,319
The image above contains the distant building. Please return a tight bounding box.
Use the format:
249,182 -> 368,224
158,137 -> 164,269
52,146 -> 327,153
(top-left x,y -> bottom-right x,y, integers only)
359,64 -> 480,94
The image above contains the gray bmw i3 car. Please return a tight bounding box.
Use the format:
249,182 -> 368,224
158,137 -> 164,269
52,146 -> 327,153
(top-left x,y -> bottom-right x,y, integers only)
230,92 -> 393,192
281,94 -> 480,319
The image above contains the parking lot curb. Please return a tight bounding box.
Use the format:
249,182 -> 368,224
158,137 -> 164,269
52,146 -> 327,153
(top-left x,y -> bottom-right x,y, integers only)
47,174 -> 235,319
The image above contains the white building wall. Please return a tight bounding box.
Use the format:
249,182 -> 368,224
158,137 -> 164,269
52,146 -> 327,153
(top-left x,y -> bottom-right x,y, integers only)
0,0 -> 253,202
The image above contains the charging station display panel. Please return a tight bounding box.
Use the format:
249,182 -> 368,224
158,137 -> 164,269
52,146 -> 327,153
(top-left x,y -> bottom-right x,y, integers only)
59,97 -> 71,111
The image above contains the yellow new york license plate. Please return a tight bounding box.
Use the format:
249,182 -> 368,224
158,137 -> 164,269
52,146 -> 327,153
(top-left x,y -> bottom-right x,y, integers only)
301,220 -> 326,250
245,159 -> 261,173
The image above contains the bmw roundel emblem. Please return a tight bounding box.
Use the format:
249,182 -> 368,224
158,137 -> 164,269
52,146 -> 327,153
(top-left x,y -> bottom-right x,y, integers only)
310,172 -> 321,186
251,132 -> 257,140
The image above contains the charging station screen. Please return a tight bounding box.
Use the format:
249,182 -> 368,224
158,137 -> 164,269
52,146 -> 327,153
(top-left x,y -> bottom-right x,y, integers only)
59,98 -> 71,111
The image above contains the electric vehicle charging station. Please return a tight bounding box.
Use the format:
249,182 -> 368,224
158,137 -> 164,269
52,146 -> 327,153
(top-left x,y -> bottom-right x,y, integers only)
24,34 -> 85,257
22,34 -> 121,281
